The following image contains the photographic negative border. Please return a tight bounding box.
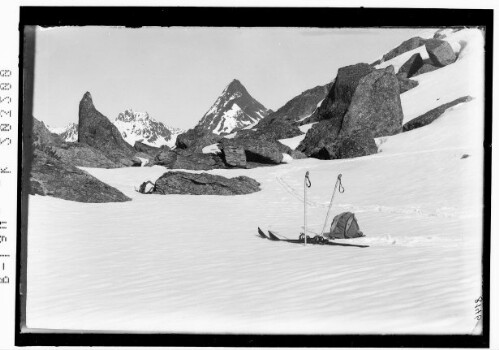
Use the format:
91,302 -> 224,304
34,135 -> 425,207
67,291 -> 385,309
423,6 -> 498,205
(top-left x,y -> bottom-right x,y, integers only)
16,6 -> 493,348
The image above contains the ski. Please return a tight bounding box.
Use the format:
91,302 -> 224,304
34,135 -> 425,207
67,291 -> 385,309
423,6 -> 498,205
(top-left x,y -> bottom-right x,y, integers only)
257,227 -> 269,239
261,229 -> 369,248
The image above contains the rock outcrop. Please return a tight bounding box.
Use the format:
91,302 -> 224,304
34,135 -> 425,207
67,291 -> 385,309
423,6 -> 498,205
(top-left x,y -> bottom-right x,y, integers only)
30,149 -> 131,203
78,92 -> 136,166
403,96 -> 473,132
151,171 -> 261,195
44,142 -> 121,168
425,39 -> 457,67
32,116 -> 120,168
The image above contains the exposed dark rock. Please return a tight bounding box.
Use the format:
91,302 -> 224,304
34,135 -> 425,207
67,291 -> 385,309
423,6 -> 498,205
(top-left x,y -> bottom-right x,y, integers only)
290,150 -> 307,159
32,116 -> 119,168
296,119 -> 342,156
154,148 -> 225,170
309,63 -> 374,124
44,142 -> 120,168
30,149 -> 131,203
310,131 -> 378,160
247,119 -> 303,140
370,59 -> 382,67
381,37 -> 427,62
32,118 -> 63,148
78,92 -> 136,166
221,145 -> 247,168
398,53 -> 424,78
134,141 -> 164,156
340,66 -> 404,138
298,65 -> 403,158
220,138 -> 285,164
397,75 -> 419,94
175,128 -> 223,152
412,63 -> 440,77
403,96 -> 473,132
152,171 -> 261,195
425,39 -> 457,67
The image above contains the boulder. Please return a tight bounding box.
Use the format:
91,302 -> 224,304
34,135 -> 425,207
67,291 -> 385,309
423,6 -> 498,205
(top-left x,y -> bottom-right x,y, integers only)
30,149 -> 131,203
221,145 -> 247,168
412,63 -> 440,77
296,119 -> 342,156
290,150 -> 307,159
78,92 -> 136,166
175,128 -> 223,152
403,96 -> 473,132
310,131 -> 377,160
340,66 -> 404,138
310,63 -> 375,123
382,37 -> 427,62
154,148 -> 225,170
220,138 -> 284,164
425,39 -> 457,67
152,171 -> 261,195
397,75 -> 419,94
398,53 -> 424,78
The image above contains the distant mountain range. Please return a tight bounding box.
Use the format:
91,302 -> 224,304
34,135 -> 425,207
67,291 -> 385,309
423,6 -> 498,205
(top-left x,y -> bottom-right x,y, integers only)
49,110 -> 184,148
195,79 -> 272,134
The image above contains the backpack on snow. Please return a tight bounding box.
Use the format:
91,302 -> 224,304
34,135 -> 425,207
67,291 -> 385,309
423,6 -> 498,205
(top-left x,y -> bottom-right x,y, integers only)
325,212 -> 364,239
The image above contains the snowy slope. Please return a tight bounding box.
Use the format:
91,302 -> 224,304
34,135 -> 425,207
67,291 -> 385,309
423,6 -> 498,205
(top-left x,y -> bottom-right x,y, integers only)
196,79 -> 272,134
26,29 -> 485,335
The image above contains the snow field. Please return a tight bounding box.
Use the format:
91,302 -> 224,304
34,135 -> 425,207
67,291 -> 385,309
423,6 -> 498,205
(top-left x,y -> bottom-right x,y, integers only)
26,28 -> 485,335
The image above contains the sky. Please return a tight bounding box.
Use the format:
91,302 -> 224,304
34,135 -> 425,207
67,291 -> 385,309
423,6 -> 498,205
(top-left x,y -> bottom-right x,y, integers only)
33,26 -> 427,130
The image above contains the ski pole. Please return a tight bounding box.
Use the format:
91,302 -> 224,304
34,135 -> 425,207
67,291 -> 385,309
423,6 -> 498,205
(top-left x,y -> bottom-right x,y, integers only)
320,174 -> 344,237
304,171 -> 311,246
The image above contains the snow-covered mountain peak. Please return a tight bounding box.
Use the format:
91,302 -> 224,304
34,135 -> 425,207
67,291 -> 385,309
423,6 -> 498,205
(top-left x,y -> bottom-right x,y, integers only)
196,79 -> 272,135
116,109 -> 151,123
114,110 -> 183,148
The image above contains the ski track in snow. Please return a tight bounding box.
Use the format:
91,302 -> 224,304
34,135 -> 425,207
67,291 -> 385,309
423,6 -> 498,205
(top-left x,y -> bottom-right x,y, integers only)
26,29 -> 484,335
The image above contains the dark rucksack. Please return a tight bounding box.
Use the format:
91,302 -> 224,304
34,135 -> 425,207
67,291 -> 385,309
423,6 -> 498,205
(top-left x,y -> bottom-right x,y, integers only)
325,212 -> 364,239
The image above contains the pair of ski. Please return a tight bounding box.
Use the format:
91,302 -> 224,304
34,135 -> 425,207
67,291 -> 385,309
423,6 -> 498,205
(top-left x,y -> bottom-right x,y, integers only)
257,227 -> 369,248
